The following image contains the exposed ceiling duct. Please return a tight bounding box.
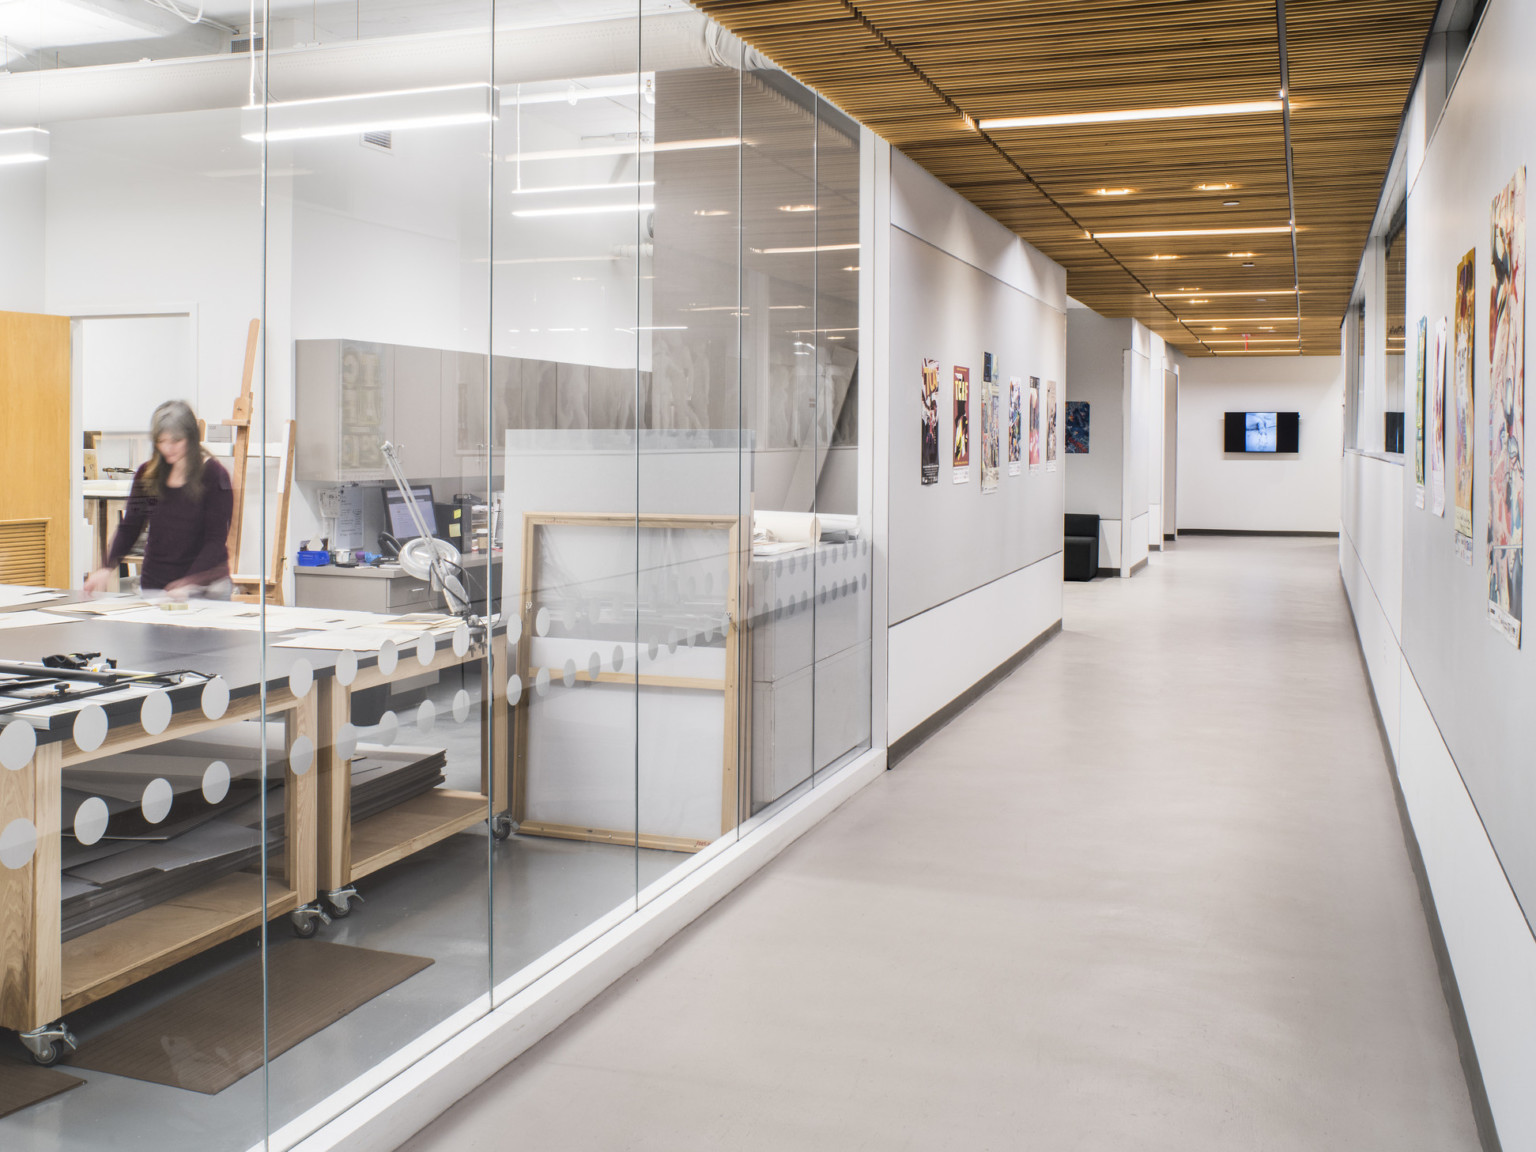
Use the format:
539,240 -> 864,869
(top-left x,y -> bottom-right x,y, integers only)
0,10 -> 768,128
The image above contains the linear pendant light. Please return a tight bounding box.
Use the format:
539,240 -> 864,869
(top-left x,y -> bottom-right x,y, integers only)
979,100 -> 1281,131
0,128 -> 49,165
1158,288 -> 1298,299
513,202 -> 656,218
1092,225 -> 1294,239
242,83 -> 498,142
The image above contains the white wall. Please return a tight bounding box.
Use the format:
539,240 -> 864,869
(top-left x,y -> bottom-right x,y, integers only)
882,147 -> 1065,740
1177,355 -> 1344,532
0,162 -> 45,313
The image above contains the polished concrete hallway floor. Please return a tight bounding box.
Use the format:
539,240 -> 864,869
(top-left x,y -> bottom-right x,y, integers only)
399,537 -> 1482,1152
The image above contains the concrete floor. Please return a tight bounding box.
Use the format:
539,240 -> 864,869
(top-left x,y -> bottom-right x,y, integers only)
398,537 -> 1483,1152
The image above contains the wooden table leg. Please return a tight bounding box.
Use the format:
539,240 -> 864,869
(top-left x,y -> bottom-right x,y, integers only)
284,696 -> 318,903
315,679 -> 352,893
0,741 -> 62,1033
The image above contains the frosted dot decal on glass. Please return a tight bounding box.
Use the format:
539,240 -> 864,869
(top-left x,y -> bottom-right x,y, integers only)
535,607 -> 551,637
685,630 -> 696,649
0,719 -> 36,771
453,622 -> 471,658
611,646 -> 624,674
378,639 -> 399,677
201,676 -> 230,720
337,723 -> 359,760
562,658 -> 576,688
562,604 -> 577,631
377,711 -> 399,746
647,640 -> 659,662
452,689 -> 471,724
0,818 -> 38,870
202,761 -> 231,804
288,658 -> 314,700
74,797 -> 109,846
507,614 -> 523,646
289,734 -> 315,776
417,699 -> 437,734
507,674 -> 523,705
861,573 -> 868,591
74,704 -> 107,752
535,668 -> 550,697
416,633 -> 435,667
336,649 -> 359,687
588,652 -> 602,680
141,689 -> 172,736
142,777 -> 174,824
666,627 -> 679,655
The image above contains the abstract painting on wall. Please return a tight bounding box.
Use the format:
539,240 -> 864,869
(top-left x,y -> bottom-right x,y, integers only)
1454,248 -> 1477,561
1028,376 -> 1041,470
953,365 -> 970,483
1414,317 -> 1427,508
920,357 -> 940,485
981,376 -> 1000,493
1045,379 -> 1059,470
1432,317 -> 1447,516
1008,377 -> 1023,476
1488,167 -> 1525,647
1066,400 -> 1090,454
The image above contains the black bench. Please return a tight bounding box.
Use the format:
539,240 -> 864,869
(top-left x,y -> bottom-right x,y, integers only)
1064,513 -> 1099,581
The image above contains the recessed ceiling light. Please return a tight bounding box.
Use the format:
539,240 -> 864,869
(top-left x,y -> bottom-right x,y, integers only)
1090,187 -> 1136,196
1223,199 -> 1241,207
1090,226 -> 1294,239
1210,326 -> 1229,331
1242,262 -> 1256,268
778,204 -> 816,213
694,208 -> 731,216
1227,251 -> 1257,258
1148,254 -> 1179,261
1197,182 -> 1236,191
1260,325 -> 1275,330
980,100 -> 1281,131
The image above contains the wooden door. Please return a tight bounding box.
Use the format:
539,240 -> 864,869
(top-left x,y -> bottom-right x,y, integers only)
0,311 -> 71,587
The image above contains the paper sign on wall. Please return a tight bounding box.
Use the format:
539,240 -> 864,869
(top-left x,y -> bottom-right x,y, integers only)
1454,248 -> 1477,561
1488,167 -> 1525,647
981,376 -> 1000,493
1008,377 -> 1022,476
1431,318 -> 1447,516
1066,401 -> 1089,454
953,366 -> 970,483
921,358 -> 940,485
1045,379 -> 1059,471
1414,317 -> 1427,508
1028,377 -> 1041,471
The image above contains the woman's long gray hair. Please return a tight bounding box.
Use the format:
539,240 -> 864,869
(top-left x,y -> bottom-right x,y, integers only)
143,399 -> 208,497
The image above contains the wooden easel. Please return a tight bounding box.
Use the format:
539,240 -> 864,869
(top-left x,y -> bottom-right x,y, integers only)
224,318 -> 259,568
230,416 -> 296,605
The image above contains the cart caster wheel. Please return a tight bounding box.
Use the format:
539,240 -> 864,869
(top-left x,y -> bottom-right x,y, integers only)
20,1022 -> 77,1067
291,912 -> 319,938
491,813 -> 515,841
324,886 -> 362,918
31,1040 -> 67,1067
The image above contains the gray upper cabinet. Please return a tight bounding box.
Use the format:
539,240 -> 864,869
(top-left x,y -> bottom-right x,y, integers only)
296,338 -> 396,482
392,344 -> 443,481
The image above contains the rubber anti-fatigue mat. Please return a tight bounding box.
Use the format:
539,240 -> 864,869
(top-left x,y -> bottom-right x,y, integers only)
68,941 -> 432,1094
0,1060 -> 84,1118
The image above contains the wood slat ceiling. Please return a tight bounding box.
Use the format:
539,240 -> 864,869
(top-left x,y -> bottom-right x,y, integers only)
691,0 -> 1438,356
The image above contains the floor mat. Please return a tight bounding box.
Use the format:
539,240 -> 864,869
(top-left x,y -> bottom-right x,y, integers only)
68,941 -> 432,1094
0,1060 -> 84,1118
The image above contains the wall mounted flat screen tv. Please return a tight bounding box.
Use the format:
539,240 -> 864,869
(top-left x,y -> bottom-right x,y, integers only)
1224,411 -> 1299,453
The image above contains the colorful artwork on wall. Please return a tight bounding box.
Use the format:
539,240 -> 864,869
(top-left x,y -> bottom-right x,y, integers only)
1432,317 -> 1447,516
953,366 -> 970,483
1066,401 -> 1090,454
920,357 -> 940,485
1045,379 -> 1059,470
1414,317 -> 1427,508
1008,377 -> 1023,476
1488,167 -> 1525,647
981,376 -> 1000,493
1454,248 -> 1477,560
1028,377 -> 1041,470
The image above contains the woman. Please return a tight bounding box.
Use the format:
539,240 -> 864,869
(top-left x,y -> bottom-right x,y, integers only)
84,400 -> 234,599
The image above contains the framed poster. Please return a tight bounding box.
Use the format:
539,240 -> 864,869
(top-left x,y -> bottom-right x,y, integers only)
1045,379 -> 1058,470
953,366 -> 970,483
1455,248 -> 1477,560
1431,317 -> 1447,516
1008,377 -> 1022,475
981,376 -> 1000,493
983,351 -> 995,382
1488,167 -> 1525,646
1066,401 -> 1089,453
1028,376 -> 1041,471
920,357 -> 940,485
1414,317 -> 1427,508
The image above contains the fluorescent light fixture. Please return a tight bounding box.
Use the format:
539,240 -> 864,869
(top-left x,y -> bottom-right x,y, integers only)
1187,317 -> 1298,324
979,100 -> 1281,131
694,209 -> 732,217
1147,254 -> 1179,261
508,137 -> 741,162
616,326 -> 688,333
1090,187 -> 1135,196
1210,327 -> 1229,331
512,202 -> 655,218
1091,225 -> 1293,239
842,265 -> 860,272
1204,337 -> 1297,344
1198,182 -> 1237,191
243,83 -> 498,142
0,128 -> 49,165
769,305 -> 807,311
1226,251 -> 1258,258
501,76 -> 654,106
751,243 -> 860,255
1157,288 -> 1298,299
778,204 -> 817,213
512,180 -> 654,195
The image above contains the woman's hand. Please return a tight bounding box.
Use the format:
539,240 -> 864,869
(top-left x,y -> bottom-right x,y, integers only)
83,568 -> 114,596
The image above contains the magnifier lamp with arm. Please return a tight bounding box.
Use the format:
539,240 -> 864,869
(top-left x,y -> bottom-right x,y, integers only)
379,441 -> 473,617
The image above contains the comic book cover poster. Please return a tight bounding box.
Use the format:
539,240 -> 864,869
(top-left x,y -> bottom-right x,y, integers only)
1455,248 -> 1477,560
1431,317 -> 1447,516
981,376 -> 1000,493
1066,401 -> 1090,453
1028,377 -> 1041,471
1488,168 -> 1525,646
1045,379 -> 1059,470
953,366 -> 970,483
1414,317 -> 1427,508
1008,377 -> 1023,476
920,358 -> 940,485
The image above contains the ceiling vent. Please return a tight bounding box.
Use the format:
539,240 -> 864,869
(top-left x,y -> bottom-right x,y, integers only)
361,130 -> 393,152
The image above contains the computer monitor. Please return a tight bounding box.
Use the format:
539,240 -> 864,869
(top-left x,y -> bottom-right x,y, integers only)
382,484 -> 437,540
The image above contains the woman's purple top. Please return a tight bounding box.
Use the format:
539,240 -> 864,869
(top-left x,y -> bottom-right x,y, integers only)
106,458 -> 234,590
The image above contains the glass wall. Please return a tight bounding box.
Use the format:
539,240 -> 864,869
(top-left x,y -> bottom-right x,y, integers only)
0,2 -> 869,1148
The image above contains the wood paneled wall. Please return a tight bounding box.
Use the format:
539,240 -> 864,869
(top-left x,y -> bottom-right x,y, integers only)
0,311 -> 72,587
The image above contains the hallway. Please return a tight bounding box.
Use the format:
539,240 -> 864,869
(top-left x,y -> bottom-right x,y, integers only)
400,537 -> 1481,1152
